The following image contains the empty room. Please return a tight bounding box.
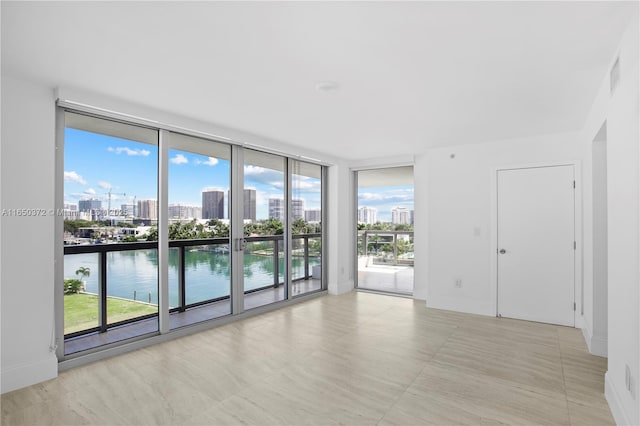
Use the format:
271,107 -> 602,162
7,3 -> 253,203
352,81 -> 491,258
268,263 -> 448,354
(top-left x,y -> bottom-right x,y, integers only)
1,1 -> 639,425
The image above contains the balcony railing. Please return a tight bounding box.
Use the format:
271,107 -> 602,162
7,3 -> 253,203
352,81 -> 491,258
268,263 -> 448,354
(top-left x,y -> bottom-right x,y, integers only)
63,233 -> 321,338
357,230 -> 414,266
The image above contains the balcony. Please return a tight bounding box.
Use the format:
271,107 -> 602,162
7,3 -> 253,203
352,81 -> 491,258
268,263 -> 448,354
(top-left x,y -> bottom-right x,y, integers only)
63,233 -> 322,355
357,230 -> 414,294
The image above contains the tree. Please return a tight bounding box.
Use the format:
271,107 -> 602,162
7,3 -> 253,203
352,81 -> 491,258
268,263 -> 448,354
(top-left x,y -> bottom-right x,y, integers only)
143,227 -> 158,241
64,219 -> 94,235
75,266 -> 90,280
75,266 -> 90,292
291,218 -> 311,234
63,279 -> 82,294
261,217 -> 283,236
207,219 -> 229,237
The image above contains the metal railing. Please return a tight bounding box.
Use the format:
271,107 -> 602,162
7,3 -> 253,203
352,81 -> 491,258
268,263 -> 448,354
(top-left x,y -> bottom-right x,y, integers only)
357,230 -> 414,266
63,233 -> 321,338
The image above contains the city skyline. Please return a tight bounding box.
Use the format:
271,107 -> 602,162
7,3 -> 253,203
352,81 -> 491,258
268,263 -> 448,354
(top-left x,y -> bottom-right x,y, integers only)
64,127 -> 322,221
64,128 -> 413,223
358,185 -> 414,223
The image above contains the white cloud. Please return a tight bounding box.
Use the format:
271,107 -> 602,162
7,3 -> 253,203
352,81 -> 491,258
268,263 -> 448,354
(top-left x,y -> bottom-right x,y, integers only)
97,181 -> 112,189
244,165 -> 267,175
64,171 -> 86,185
108,146 -> 151,156
293,181 -> 317,191
170,154 -> 188,165
358,189 -> 414,208
83,188 -> 97,195
194,157 -> 219,166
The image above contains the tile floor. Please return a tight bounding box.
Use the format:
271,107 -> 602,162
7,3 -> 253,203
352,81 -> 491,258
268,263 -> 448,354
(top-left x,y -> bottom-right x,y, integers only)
2,292 -> 612,425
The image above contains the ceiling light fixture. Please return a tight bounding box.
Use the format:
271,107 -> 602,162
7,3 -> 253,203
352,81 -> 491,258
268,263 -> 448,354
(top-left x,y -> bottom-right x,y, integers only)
315,81 -> 340,92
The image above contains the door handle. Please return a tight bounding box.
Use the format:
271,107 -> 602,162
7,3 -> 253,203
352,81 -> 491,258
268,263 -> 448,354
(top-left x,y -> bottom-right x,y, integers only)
235,238 -> 247,252
499,249 -> 506,254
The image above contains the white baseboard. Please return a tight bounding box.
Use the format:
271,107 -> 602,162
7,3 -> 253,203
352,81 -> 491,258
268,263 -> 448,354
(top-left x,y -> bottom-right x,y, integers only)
1,355 -> 57,394
328,279 -> 354,295
589,334 -> 608,357
580,318 -> 608,357
605,371 -> 632,426
426,295 -> 493,317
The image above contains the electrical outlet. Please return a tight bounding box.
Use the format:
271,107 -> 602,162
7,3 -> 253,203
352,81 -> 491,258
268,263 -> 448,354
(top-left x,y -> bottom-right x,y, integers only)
626,365 -> 636,399
455,278 -> 462,288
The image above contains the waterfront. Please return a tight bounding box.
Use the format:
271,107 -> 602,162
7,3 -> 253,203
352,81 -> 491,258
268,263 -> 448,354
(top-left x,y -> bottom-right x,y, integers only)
64,248 -> 320,308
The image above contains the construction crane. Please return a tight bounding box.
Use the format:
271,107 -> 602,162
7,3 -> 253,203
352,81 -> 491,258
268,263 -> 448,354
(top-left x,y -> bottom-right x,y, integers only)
103,189 -> 126,226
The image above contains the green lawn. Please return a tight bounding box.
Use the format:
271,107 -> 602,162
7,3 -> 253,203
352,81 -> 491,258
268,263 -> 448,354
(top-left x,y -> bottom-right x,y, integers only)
64,293 -> 157,335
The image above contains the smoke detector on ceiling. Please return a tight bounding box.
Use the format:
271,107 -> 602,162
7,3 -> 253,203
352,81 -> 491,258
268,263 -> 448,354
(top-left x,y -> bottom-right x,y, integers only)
315,81 -> 340,92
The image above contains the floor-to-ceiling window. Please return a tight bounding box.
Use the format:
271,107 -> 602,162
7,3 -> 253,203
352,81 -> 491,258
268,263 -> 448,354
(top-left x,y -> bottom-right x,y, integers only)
62,112 -> 159,354
242,149 -> 287,310
58,107 -> 326,358
355,166 -> 414,295
290,160 -> 323,297
168,133 -> 232,328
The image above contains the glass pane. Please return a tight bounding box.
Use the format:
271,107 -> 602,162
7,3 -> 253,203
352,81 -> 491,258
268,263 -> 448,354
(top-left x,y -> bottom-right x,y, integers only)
106,249 -> 158,325
168,133 -> 231,328
243,149 -> 286,310
63,112 -> 158,352
63,253 -> 99,334
357,166 -> 414,294
290,160 -> 323,296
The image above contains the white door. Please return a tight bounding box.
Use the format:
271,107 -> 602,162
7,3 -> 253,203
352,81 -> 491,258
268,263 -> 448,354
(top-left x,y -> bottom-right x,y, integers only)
497,165 -> 575,326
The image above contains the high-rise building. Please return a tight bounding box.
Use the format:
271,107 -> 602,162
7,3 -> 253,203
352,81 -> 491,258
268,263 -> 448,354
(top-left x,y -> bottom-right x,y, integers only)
268,198 -> 284,222
358,206 -> 377,225
120,204 -> 135,217
244,189 -> 256,221
410,209 -> 415,225
268,198 -> 306,221
62,203 -> 79,220
292,198 -> 305,221
137,199 -> 157,220
202,190 -> 225,219
168,204 -> 202,220
168,204 -> 186,219
391,207 -> 409,225
305,208 -> 322,222
78,199 -> 101,212
78,199 -> 102,221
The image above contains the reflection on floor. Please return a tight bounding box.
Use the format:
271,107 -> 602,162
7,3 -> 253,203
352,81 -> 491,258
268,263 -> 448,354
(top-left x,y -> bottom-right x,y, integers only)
4,292 -> 613,426
65,279 -> 322,355
357,258 -> 413,294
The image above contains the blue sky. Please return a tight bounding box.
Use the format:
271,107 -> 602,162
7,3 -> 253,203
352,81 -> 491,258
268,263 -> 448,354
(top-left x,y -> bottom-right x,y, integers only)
64,128 -> 322,220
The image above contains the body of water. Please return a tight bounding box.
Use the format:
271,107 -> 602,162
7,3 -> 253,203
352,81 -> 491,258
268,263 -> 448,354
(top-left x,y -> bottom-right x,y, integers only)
64,246 -> 320,307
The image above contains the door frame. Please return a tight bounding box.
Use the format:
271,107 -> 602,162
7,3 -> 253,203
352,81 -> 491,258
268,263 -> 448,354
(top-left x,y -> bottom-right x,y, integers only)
489,160 -> 583,328
350,161 -> 415,295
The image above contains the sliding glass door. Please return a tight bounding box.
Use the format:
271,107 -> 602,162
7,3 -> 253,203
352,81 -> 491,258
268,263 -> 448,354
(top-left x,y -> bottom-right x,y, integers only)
59,107 -> 327,357
242,149 -> 287,310
168,133 -> 232,328
290,160 -> 323,297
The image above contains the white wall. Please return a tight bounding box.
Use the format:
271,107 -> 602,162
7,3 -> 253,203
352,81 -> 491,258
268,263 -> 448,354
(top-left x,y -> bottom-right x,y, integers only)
1,75 -> 59,393
580,49 -> 612,361
589,133 -> 608,357
328,159 -> 355,295
580,12 -> 639,424
598,12 -> 639,426
420,133 -> 584,317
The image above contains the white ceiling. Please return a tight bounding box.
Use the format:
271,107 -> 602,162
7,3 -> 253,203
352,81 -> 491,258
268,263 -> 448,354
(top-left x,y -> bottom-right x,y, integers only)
2,1 -> 635,160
